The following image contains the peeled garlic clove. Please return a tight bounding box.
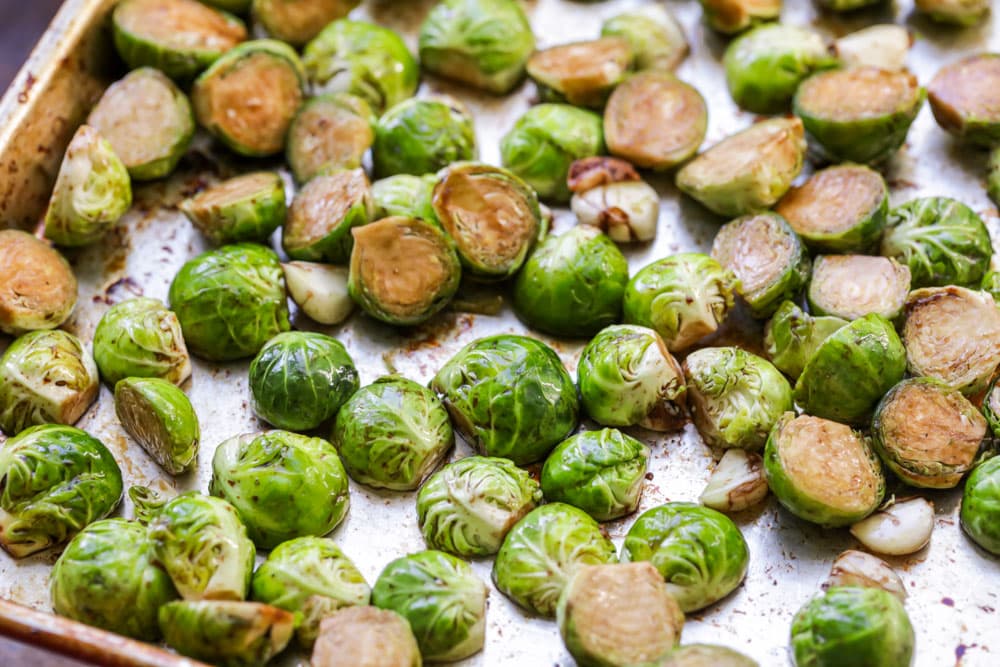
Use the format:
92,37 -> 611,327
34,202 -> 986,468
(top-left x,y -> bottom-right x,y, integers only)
833,25 -> 911,72
570,180 -> 660,243
825,550 -> 907,601
850,497 -> 934,556
282,261 -> 353,325
699,449 -> 768,513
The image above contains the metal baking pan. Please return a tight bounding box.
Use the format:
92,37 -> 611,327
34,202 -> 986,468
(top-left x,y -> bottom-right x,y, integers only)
1,0 -> 998,665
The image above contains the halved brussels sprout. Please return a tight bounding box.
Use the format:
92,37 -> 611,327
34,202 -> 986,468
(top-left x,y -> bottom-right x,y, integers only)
794,314 -> 906,425
793,67 -> 925,165
571,180 -> 660,243
903,286 -> 1000,395
417,456 -> 542,557
825,550 -> 907,601
192,40 -> 305,157
710,212 -> 810,318
601,6 -> 688,71
557,562 -> 684,667
159,600 -> 295,667
0,330 -> 99,436
331,376 -> 452,490
168,243 -> 290,361
698,0 -> 780,35
432,162 -> 543,281
775,164 -> 888,254
661,645 -> 759,667
253,0 -> 359,47
991,149 -> 1000,210
723,24 -> 836,114
764,413 -> 885,527
493,503 -> 617,617
251,537 -> 369,647
87,68 -> 194,181
676,117 -> 806,217
622,502 -> 749,612
373,550 -> 487,661
763,301 -> 847,381
807,255 -> 911,321
961,456 -> 1000,554
283,169 -> 373,264
179,172 -> 286,245
0,230 -> 76,336
0,425 -> 122,557
44,125 -> 131,248
373,98 -> 477,178
348,217 -> 461,326
817,0 -> 880,10
372,174 -> 438,224
791,587 -> 914,667
683,347 -> 792,451
112,0 -> 246,82
93,297 -> 191,386
419,0 -> 535,95
915,0 -> 990,25
833,25 -> 911,72
312,607 -> 422,667
51,519 -> 176,640
849,498 -> 934,557
287,94 -> 375,184
115,377 -> 199,475
699,449 -> 769,513
527,38 -> 632,108
431,335 -> 578,465
604,72 -> 707,171
983,270 -> 1000,303
623,253 -> 738,352
928,54 -> 1000,147
500,104 -> 605,202
282,262 -> 353,326
211,431 -> 349,549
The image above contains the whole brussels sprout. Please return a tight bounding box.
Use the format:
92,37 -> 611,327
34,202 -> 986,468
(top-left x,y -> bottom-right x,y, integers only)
372,550 -> 488,661
622,502 -> 749,612
168,243 -> 290,362
372,98 -> 476,178
623,253 -> 738,352
249,332 -> 359,431
493,503 -> 617,617
372,174 -> 438,224
179,172 -> 286,245
763,301 -> 847,380
331,376 -> 452,491
601,6 -> 689,71
928,55 -> 1000,146
527,38 -> 633,108
0,230 -> 77,336
417,456 -> 542,557
283,169 -> 374,264
252,0 -> 359,47
159,600 -> 295,667
699,0 -> 780,34
312,606 -> 422,667
807,255 -> 911,321
287,94 -> 375,184
431,335 -> 578,465
93,297 -> 191,386
51,518 -> 177,640
419,0 -> 534,94
915,0 -> 990,25
790,587 -> 914,667
0,425 -> 122,558
115,377 -> 200,475
961,456 -> 1000,555
661,645 -> 759,667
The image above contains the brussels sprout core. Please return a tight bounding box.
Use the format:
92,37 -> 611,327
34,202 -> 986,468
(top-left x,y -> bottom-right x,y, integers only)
115,377 -> 200,475
699,0 -> 781,35
915,0 -> 990,25
849,498 -> 934,557
283,169 -> 373,264
601,6 -> 689,71
961,456 -> 1000,554
312,607 -> 422,667
807,255 -> 910,321
253,0 -> 359,47
527,38 -> 632,108
833,25 -> 911,72
282,262 -> 353,326
180,172 -> 286,245
158,600 -> 295,666
373,98 -> 477,178
0,230 -> 76,335
825,550 -> 907,602
662,645 -> 759,667
700,449 -> 769,513
763,301 -> 846,381
928,54 -> 1000,147
286,94 -> 374,184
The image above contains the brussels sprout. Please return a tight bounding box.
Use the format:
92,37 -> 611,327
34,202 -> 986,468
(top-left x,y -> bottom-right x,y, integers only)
44,125 -> 131,248
711,213 -> 810,318
807,255 -> 911,321
287,94 -> 375,184
763,301 -> 847,381
0,425 -> 122,557
764,413 -> 885,527
179,172 -> 286,245
915,0 -> 990,25
0,230 -> 76,336
622,503 -> 748,612
928,55 -> 1000,147
793,67 -> 925,165
724,25 -> 837,115
0,330 -> 99,436
87,68 -> 194,181
115,377 -> 200,475
601,6 -> 689,71
493,503 -> 617,617
500,104 -> 605,202
557,562 -> 684,667
700,449 -> 769,513
961,455 -> 1000,554
790,587 -> 914,667
775,164 -> 888,254
51,519 -> 177,640
903,286 -> 1000,395
168,243 -> 290,361
253,0 -> 359,47
623,253 -> 738,352
192,40 -> 305,157
93,297 -> 191,386
683,347 -> 792,452
373,98 -> 477,178
817,0 -> 880,10
282,262 -> 353,326
283,169 -> 374,264
676,118 -> 806,217
527,38 -> 632,108
794,314 -> 906,424
833,25 -> 911,72
112,0 -> 246,82
698,0 -> 780,35
982,270 -> 1000,303
372,174 -> 439,224
990,146 -> 1000,210
373,550 -> 487,661
571,178 -> 660,243
849,498 -> 934,557
825,550 -> 908,601
984,375 -> 1000,437
661,645 -> 759,667
159,600 -> 295,667
432,162 -> 543,281
348,217 -> 461,325
417,456 -> 542,557
312,607 -> 422,667
431,335 -> 578,465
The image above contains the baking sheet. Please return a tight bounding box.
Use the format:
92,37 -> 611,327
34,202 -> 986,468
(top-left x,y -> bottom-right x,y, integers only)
1,0 -> 999,665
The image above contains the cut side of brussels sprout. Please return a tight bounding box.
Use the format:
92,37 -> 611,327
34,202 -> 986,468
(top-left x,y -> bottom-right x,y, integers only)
700,449 -> 768,513
312,606 -> 422,667
928,54 -> 1000,147
571,180 -> 660,243
0,230 -> 76,336
283,169 -> 373,264
699,0 -> 781,35
87,68 -> 194,181
775,164 -> 888,254
527,38 -> 633,108
764,413 -> 884,527
601,6 -> 688,71
282,262 -> 353,326
915,0 -> 990,25
93,298 -> 190,386
807,255 -> 910,321
179,172 -> 286,245
833,25 -> 911,72
961,456 -> 1000,554
159,600 -> 295,666
825,550 -> 907,602
373,98 -> 477,178
115,378 -> 199,476
253,0 -> 360,47
676,117 -> 806,217
286,94 -> 375,184
662,645 -> 759,667
763,301 -> 847,381
850,498 -> 934,556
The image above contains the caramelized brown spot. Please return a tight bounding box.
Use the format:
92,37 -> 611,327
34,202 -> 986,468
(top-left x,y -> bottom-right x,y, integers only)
777,165 -> 885,236
116,0 -> 245,51
797,67 -> 921,121
567,156 -> 640,193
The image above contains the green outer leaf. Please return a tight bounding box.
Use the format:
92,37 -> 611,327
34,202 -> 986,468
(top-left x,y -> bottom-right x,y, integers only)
989,146 -> 1000,210
286,94 -> 375,183
763,301 -> 847,381
93,297 -> 190,386
179,172 -> 286,245
372,98 -> 477,178
283,169 -> 373,264
114,377 -> 200,475
981,269 -> 1000,303
158,600 -> 294,667
961,455 -> 1000,554
601,6 -> 689,71
982,375 -> 1000,439
372,174 -> 439,224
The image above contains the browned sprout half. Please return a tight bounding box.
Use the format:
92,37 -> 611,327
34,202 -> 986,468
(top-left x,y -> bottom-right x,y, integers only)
927,54 -> 1000,148
312,606 -> 421,667
526,38 -> 633,108
283,169 -> 373,264
253,0 -> 360,47
807,256 -> 911,321
567,157 -> 640,193
699,0 -> 781,35
915,0 -> 990,26
0,231 -> 77,336
605,72 -> 708,171
286,94 -> 375,183
179,172 -> 286,245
